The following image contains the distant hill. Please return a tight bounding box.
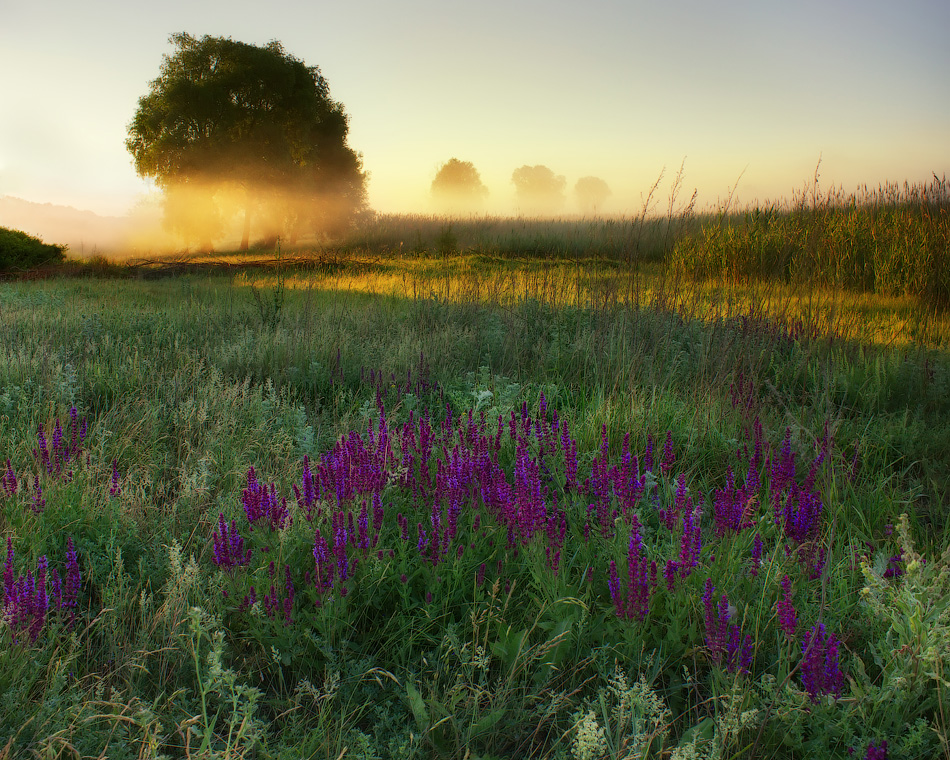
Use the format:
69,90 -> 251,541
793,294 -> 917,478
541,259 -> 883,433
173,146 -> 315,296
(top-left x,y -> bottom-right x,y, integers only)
0,196 -> 135,255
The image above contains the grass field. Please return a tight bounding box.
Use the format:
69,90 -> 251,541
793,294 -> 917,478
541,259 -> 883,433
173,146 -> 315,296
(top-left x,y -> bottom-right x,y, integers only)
1,186 -> 949,758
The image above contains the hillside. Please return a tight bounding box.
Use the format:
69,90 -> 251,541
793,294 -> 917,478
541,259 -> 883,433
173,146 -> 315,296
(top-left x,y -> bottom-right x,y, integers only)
0,196 -> 133,255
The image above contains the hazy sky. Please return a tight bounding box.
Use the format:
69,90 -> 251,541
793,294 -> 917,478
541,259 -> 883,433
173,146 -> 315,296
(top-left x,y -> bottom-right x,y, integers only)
1,0 -> 948,217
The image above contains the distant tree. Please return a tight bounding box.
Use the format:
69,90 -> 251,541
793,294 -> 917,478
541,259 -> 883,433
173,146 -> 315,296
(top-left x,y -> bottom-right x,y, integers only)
0,227 -> 66,271
574,176 -> 611,214
431,158 -> 488,212
511,165 -> 566,214
126,33 -> 366,250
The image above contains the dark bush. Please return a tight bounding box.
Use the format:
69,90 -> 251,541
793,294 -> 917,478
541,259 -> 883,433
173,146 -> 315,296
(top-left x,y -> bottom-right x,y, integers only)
0,227 -> 67,271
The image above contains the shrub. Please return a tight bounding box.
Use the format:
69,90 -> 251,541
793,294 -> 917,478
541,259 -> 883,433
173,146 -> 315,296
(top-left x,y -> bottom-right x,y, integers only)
0,227 -> 67,272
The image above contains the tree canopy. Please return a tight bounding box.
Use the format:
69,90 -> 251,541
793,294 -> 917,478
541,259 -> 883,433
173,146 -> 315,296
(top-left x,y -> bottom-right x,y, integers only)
431,158 -> 488,212
511,165 -> 566,215
126,33 -> 366,250
574,176 -> 612,214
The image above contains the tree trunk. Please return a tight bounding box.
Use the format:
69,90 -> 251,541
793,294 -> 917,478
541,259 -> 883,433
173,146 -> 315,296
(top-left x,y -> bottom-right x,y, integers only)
240,192 -> 252,251
289,213 -> 300,245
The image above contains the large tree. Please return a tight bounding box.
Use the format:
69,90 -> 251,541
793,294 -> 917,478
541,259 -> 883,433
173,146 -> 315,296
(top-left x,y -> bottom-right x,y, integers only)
431,158 -> 488,212
574,176 -> 611,214
126,33 -> 366,250
511,165 -> 566,215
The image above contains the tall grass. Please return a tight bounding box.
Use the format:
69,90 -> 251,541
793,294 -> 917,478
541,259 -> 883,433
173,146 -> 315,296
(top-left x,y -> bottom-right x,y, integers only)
329,212 -> 701,263
670,174 -> 950,309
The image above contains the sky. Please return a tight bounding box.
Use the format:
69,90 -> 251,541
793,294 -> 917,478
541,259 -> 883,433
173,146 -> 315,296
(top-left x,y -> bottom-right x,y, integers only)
1,0 -> 948,219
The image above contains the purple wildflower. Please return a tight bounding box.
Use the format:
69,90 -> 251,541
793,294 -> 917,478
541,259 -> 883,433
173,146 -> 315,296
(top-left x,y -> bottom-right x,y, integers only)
883,552 -> 904,579
212,514 -> 252,570
771,428 -> 796,492
800,623 -> 844,701
679,503 -> 702,576
863,741 -> 887,760
2,459 -> 16,498
283,565 -> 295,625
703,579 -> 752,673
62,537 -> 81,615
31,475 -> 45,514
664,559 -> 679,591
109,459 -> 122,497
242,469 -> 291,531
608,518 -> 652,622
776,575 -> 797,637
34,424 -> 51,473
333,511 -> 350,581
660,431 -> 675,474
0,541 -> 76,643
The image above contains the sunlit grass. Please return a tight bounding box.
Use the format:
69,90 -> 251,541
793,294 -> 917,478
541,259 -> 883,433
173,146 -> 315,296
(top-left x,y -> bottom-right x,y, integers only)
227,254 -> 949,350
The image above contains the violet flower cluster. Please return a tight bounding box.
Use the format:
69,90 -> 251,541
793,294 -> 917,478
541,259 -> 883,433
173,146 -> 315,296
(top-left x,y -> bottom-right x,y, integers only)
608,517 -> 654,622
33,407 -> 88,478
776,574 -> 797,637
201,380 -> 858,707
109,459 -> 122,497
242,468 -> 291,531
2,459 -> 16,498
702,579 -> 753,674
212,514 -> 252,570
2,536 -> 81,644
800,622 -> 844,701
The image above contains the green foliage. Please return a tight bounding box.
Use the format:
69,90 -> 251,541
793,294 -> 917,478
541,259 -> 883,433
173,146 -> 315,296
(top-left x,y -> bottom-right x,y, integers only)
2,252 -> 950,757
0,226 -> 66,271
126,32 -> 366,249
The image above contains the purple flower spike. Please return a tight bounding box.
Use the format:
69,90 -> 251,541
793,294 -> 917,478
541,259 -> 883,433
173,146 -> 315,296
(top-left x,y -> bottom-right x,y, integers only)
776,575 -> 797,637
63,538 -> 81,615
863,741 -> 887,760
750,533 -> 763,576
31,475 -> 46,514
771,428 -> 796,492
703,579 -> 751,673
801,622 -> 844,701
660,431 -> 675,474
1,459 -> 16,498
109,460 -> 122,497
212,514 -> 252,570
0,541 -> 73,644
34,424 -> 51,473
609,519 -> 652,622
679,503 -> 702,576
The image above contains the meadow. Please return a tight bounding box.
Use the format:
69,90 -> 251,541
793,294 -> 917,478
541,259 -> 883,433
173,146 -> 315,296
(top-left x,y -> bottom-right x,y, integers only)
1,179 -> 949,759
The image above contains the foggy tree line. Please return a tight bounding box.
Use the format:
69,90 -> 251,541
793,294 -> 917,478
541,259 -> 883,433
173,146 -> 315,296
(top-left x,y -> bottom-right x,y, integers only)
432,159 -> 612,215
126,33 -> 615,252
